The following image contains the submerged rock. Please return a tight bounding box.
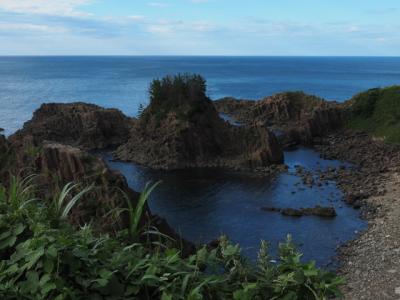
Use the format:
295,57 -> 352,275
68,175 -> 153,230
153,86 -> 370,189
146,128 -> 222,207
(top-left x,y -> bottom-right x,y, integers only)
115,74 -> 283,170
10,102 -> 134,150
262,205 -> 337,218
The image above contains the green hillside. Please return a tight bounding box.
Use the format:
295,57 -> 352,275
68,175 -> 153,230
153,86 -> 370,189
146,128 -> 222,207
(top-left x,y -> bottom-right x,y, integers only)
346,86 -> 400,144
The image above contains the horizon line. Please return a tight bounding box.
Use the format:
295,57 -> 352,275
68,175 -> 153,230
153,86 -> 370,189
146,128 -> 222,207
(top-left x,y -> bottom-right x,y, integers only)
0,54 -> 400,58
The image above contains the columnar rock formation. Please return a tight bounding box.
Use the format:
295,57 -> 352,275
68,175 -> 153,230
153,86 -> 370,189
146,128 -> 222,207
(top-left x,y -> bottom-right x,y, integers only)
38,142 -> 140,231
10,102 -> 134,150
215,92 -> 344,146
115,75 -> 283,170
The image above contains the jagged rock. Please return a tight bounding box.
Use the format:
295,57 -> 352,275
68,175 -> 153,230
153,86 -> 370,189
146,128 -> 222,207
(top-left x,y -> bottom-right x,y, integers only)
215,92 -> 344,147
10,102 -> 134,150
116,75 -> 283,170
261,205 -> 337,218
37,142 -> 141,231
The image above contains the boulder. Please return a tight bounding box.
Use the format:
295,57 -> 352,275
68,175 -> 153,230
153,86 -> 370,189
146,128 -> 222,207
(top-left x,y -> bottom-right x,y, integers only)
10,102 -> 134,150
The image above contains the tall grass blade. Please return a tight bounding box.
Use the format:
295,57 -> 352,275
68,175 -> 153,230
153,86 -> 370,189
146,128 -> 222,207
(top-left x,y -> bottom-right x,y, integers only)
61,184 -> 93,220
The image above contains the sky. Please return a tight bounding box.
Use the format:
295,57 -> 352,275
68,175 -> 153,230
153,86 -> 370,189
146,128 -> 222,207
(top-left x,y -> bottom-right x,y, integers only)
0,0 -> 399,56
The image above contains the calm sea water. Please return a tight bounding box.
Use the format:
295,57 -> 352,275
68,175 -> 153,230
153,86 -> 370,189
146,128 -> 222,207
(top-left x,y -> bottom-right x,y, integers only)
105,148 -> 365,267
1,56 -> 400,135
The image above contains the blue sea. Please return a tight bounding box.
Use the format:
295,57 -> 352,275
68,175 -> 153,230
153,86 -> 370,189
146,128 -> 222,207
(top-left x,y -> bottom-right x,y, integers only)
1,56 -> 398,267
1,56 -> 400,135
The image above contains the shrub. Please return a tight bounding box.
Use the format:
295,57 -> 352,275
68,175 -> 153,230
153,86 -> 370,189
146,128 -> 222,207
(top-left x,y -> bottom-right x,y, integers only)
144,74 -> 211,124
0,176 -> 344,299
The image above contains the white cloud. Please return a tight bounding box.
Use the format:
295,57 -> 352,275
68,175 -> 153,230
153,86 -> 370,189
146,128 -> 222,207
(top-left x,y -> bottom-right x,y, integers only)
145,19 -> 217,35
0,0 -> 91,17
147,2 -> 169,8
128,15 -> 145,22
0,22 -> 67,33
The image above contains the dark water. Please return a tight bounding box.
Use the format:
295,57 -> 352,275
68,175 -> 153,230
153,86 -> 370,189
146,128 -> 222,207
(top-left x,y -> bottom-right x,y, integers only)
1,56 -> 400,135
105,148 -> 366,267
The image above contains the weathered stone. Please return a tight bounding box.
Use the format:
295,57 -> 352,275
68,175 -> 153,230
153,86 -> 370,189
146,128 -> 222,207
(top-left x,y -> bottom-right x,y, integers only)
10,102 -> 134,150
214,92 -> 344,147
116,90 -> 283,170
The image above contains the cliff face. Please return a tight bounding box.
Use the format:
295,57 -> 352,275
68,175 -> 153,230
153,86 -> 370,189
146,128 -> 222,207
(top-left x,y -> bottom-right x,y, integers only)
215,92 -> 343,146
115,77 -> 283,170
38,142 -> 139,232
10,102 -> 135,150
0,133 -> 10,180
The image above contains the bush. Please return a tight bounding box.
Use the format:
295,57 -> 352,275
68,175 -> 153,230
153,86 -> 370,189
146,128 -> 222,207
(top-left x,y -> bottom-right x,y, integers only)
0,176 -> 344,299
144,74 -> 211,124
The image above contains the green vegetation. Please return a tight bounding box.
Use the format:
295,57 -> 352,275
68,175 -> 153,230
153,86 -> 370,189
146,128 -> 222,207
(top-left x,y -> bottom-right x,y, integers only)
0,176 -> 344,299
144,74 -> 211,123
346,86 -> 400,144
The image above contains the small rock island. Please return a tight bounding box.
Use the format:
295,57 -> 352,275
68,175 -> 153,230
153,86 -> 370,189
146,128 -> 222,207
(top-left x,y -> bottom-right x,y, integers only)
115,74 -> 284,170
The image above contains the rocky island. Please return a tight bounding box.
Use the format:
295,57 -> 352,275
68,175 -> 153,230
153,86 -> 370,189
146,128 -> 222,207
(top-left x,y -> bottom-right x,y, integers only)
115,74 -> 284,170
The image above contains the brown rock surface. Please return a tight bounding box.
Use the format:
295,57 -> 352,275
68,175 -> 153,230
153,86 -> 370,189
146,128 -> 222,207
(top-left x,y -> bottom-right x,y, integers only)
10,102 -> 134,150
37,142 -> 141,232
116,78 -> 283,170
215,92 -> 344,146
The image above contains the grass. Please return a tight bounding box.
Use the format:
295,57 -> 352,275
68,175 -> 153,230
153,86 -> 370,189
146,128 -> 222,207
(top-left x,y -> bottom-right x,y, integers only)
346,86 -> 400,144
0,175 -> 345,299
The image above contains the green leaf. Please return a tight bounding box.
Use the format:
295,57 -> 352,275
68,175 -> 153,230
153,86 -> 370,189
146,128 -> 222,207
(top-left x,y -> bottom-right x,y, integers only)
0,235 -> 16,250
43,257 -> 55,273
41,282 -> 57,296
20,271 -> 40,294
47,246 -> 58,258
13,223 -> 25,235
161,292 -> 173,300
23,247 -> 45,269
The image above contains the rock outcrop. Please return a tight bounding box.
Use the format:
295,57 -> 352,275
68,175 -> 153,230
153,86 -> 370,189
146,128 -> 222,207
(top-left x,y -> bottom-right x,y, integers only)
10,102 -> 134,150
37,142 -> 139,231
215,92 -> 344,147
115,74 -> 283,170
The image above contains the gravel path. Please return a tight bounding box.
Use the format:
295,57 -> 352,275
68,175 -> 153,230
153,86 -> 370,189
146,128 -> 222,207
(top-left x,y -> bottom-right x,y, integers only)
340,172 -> 400,299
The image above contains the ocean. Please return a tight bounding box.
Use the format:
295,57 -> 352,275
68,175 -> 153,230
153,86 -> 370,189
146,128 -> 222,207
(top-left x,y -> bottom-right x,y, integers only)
1,56 -> 400,135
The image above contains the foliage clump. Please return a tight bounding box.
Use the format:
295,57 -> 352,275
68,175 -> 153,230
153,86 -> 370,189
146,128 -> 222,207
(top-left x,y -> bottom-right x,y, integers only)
346,86 -> 400,144
0,176 -> 344,299
143,74 -> 212,123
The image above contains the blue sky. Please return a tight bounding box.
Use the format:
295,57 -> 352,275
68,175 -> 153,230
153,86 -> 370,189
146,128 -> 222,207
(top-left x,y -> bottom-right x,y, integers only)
0,0 -> 399,55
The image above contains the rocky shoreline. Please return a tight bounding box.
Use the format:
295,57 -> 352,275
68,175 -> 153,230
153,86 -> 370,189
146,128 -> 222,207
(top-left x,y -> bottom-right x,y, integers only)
306,131 -> 400,299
